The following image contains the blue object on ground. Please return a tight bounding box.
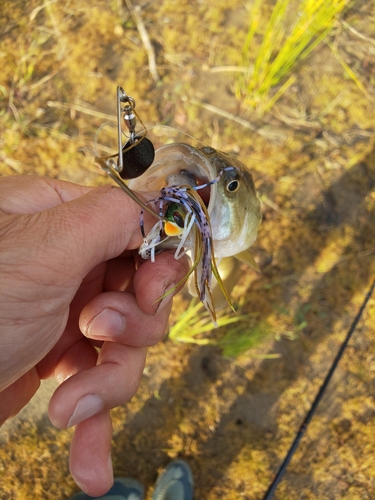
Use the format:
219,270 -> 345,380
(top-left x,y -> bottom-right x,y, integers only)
68,459 -> 193,500
152,459 -> 193,500
68,477 -> 144,500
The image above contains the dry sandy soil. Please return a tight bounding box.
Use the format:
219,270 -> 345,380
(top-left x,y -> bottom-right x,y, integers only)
0,0 -> 375,499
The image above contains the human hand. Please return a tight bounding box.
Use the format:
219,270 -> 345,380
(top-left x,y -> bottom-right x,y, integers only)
0,175 -> 188,496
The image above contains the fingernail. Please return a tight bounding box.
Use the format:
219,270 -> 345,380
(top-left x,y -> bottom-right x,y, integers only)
67,394 -> 105,428
157,282 -> 176,313
86,308 -> 125,339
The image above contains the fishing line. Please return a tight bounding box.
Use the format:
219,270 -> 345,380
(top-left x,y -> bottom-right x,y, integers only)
262,277 -> 375,500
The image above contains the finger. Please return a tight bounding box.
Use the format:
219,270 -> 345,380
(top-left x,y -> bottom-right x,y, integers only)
133,249 -> 189,315
37,185 -> 157,280
0,369 -> 40,426
52,338 -> 99,384
57,185 -> 158,264
0,184 -> 158,287
78,291 -> 171,346
103,256 -> 137,293
0,176 -> 93,214
69,410 -> 113,496
48,343 -> 147,429
102,250 -> 189,313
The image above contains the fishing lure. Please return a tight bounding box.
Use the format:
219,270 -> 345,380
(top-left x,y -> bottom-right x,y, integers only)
95,86 -> 234,322
139,177 -> 236,322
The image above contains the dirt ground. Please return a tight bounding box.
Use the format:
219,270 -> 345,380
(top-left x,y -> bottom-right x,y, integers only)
1,0 -> 375,499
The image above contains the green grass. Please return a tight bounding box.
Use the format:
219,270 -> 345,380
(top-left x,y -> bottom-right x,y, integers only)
218,321 -> 275,358
237,0 -> 351,113
169,298 -> 271,357
169,298 -> 251,345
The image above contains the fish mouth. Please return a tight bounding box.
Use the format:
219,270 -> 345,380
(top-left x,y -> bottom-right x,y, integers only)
170,167 -> 211,206
128,143 -> 215,209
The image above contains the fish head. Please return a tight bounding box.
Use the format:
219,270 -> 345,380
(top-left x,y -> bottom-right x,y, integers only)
197,146 -> 262,258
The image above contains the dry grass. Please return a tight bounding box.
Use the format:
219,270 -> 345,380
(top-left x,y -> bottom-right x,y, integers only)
1,0 -> 375,499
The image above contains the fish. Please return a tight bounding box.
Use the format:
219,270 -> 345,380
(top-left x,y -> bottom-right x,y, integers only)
128,143 -> 262,321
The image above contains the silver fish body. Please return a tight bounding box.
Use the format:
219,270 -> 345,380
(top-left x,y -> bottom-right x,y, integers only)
128,143 -> 262,260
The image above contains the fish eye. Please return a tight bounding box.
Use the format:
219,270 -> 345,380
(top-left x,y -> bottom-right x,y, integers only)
173,211 -> 185,228
226,179 -> 240,192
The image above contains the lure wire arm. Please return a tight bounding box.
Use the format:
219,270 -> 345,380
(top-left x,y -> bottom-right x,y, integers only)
94,86 -> 164,221
117,86 -> 150,170
100,160 -> 165,221
117,86 -> 137,173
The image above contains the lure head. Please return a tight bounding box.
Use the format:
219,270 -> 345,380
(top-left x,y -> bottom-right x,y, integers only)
164,202 -> 186,237
129,143 -> 262,259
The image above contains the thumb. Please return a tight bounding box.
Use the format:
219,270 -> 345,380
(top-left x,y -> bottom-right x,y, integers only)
1,184 -> 152,290
37,185 -> 150,280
